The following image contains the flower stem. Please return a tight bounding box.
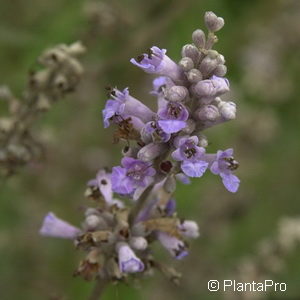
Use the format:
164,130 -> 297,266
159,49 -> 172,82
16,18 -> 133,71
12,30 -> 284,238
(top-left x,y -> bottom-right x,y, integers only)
88,278 -> 108,300
128,184 -> 154,226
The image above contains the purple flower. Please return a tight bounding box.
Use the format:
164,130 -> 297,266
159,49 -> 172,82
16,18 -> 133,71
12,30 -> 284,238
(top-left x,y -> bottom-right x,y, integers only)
39,212 -> 80,239
151,76 -> 174,96
210,148 -> 240,193
102,99 -> 124,128
117,243 -> 144,273
141,121 -> 171,143
157,232 -> 188,259
130,46 -> 183,82
157,101 -> 189,134
171,136 -> 208,177
102,88 -> 154,128
111,157 -> 156,195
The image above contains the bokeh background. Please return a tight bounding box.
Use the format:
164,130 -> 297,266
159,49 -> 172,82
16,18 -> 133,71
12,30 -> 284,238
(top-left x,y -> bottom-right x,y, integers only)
1,0 -> 300,299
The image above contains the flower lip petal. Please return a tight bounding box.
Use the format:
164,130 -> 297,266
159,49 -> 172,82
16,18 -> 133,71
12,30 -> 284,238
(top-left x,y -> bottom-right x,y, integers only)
111,166 -> 135,195
210,161 -> 220,175
221,173 -> 240,193
171,148 -> 184,161
181,160 -> 208,178
158,120 -> 186,134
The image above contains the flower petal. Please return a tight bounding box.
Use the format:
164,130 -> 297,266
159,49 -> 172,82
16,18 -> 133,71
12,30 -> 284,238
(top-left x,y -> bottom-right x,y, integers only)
210,161 -> 220,175
171,149 -> 184,161
111,166 -> 134,195
221,173 -> 240,193
181,160 -> 208,178
158,120 -> 186,134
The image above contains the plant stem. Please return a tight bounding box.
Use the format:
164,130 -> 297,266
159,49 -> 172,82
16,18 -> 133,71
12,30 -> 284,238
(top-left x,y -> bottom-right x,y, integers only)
128,184 -> 154,226
88,278 -> 108,300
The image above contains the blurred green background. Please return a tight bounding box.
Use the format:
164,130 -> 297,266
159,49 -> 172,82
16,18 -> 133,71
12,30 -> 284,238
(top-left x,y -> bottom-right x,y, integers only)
1,0 -> 300,299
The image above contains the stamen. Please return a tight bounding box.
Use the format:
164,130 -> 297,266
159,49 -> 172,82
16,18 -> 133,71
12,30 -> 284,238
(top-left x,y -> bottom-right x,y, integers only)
168,103 -> 183,119
184,148 -> 196,159
136,54 -> 145,63
146,48 -> 153,59
224,157 -> 239,170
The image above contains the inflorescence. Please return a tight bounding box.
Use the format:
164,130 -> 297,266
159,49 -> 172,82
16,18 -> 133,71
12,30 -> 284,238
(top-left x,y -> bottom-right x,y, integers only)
40,11 -> 240,287
0,42 -> 85,176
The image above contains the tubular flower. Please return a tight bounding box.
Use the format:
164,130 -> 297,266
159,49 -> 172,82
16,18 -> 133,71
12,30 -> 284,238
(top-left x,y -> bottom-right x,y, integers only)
210,148 -> 240,193
111,157 -> 156,195
172,136 -> 209,177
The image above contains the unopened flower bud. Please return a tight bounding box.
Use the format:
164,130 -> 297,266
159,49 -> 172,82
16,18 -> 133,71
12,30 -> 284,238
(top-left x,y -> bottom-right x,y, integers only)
0,118 -> 14,133
137,143 -> 167,162
179,220 -> 199,238
29,69 -> 50,89
181,119 -> 196,134
54,74 -> 68,91
195,105 -> 220,121
197,134 -> 208,147
187,69 -> 203,83
68,58 -> 84,76
0,85 -> 13,101
140,128 -> 152,144
85,208 -> 100,217
213,64 -> 227,77
166,86 -> 188,102
192,29 -> 206,48
36,94 -> 51,111
129,236 -> 148,250
178,57 -> 194,72
181,44 -> 200,64
207,50 -> 219,59
163,175 -> 177,194
116,242 -> 144,273
67,41 -> 86,56
199,56 -> 218,76
217,54 -> 225,65
7,144 -> 31,161
39,48 -> 67,66
204,11 -> 225,32
85,215 -> 101,229
193,76 -> 229,98
218,101 -> 237,120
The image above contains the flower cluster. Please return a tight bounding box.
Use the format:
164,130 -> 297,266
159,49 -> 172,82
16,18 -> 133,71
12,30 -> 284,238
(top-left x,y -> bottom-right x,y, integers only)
40,169 -> 198,281
40,11 -> 240,288
103,11 -> 239,194
0,42 -> 85,176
